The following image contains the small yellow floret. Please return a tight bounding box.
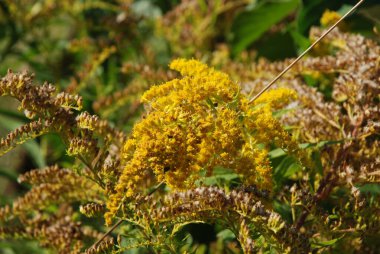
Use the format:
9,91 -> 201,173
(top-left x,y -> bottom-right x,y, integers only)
320,10 -> 341,27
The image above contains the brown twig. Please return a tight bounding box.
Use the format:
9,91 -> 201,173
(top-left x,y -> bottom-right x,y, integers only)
248,0 -> 365,104
91,219 -> 123,249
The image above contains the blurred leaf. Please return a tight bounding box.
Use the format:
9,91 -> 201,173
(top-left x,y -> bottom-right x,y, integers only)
202,167 -> 239,186
131,0 -> 162,18
311,150 -> 323,174
299,140 -> 343,149
273,200 -> 292,222
22,141 -> 46,168
312,236 -> 343,247
296,0 -> 377,36
307,150 -> 322,192
302,73 -> 319,87
195,244 -> 207,254
0,166 -> 18,182
255,30 -> 297,60
268,148 -> 286,159
296,0 -> 342,35
357,183 -> 380,196
216,229 -> 235,242
273,156 -> 302,184
289,27 -> 310,52
0,240 -> 50,254
273,106 -> 300,118
0,108 -> 26,121
359,5 -> 380,25
231,0 -> 299,55
0,115 -> 46,168
40,134 -> 67,164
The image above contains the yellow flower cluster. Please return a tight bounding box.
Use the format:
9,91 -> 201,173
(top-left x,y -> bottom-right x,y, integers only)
320,10 -> 342,27
105,59 -> 305,225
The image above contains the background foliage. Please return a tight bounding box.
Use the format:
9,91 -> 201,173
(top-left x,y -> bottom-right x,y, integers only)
0,0 -> 379,253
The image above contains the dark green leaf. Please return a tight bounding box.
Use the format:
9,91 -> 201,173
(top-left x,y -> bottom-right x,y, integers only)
312,236 -> 342,247
296,0 -> 342,35
273,200 -> 292,223
289,27 -> 310,52
311,150 -> 323,175
0,108 -> 26,121
0,166 -> 18,182
216,229 -> 236,242
273,155 -> 302,183
231,0 -> 299,55
255,30 -> 297,60
299,140 -> 344,149
357,183 -> 380,196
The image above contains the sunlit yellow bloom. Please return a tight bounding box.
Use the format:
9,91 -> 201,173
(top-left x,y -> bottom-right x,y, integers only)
320,10 -> 341,27
105,59 -> 307,225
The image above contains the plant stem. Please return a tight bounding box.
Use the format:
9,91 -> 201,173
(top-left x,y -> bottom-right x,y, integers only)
87,181 -> 165,251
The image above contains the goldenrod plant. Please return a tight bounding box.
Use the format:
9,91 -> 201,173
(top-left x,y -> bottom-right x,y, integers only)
0,1 -> 379,254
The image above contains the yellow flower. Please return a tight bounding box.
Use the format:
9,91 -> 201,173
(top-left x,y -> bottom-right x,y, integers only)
105,59 -> 307,225
253,87 -> 297,110
320,10 -> 341,27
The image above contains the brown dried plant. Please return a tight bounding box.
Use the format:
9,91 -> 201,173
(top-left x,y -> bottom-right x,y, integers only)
0,70 -> 126,253
218,27 -> 379,253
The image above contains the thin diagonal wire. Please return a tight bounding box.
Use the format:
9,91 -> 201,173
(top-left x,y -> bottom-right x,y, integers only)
248,0 -> 365,104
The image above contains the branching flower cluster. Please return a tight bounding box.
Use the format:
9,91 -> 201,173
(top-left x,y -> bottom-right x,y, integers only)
105,59 -> 307,226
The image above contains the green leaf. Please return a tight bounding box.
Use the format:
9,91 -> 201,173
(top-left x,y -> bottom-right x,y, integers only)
0,108 -> 26,121
289,27 -> 310,52
269,141 -> 317,159
216,229 -> 236,242
299,139 -> 344,149
0,166 -> 18,182
268,148 -> 286,159
296,0 -> 342,35
311,150 -> 323,175
357,183 -> 380,196
200,167 -> 239,186
273,156 -> 302,183
22,141 -> 46,168
255,30 -> 298,60
231,0 -> 299,55
312,236 -> 342,247
273,200 -> 292,223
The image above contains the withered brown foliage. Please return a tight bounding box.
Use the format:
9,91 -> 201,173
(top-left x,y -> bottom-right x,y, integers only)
220,28 -> 380,253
